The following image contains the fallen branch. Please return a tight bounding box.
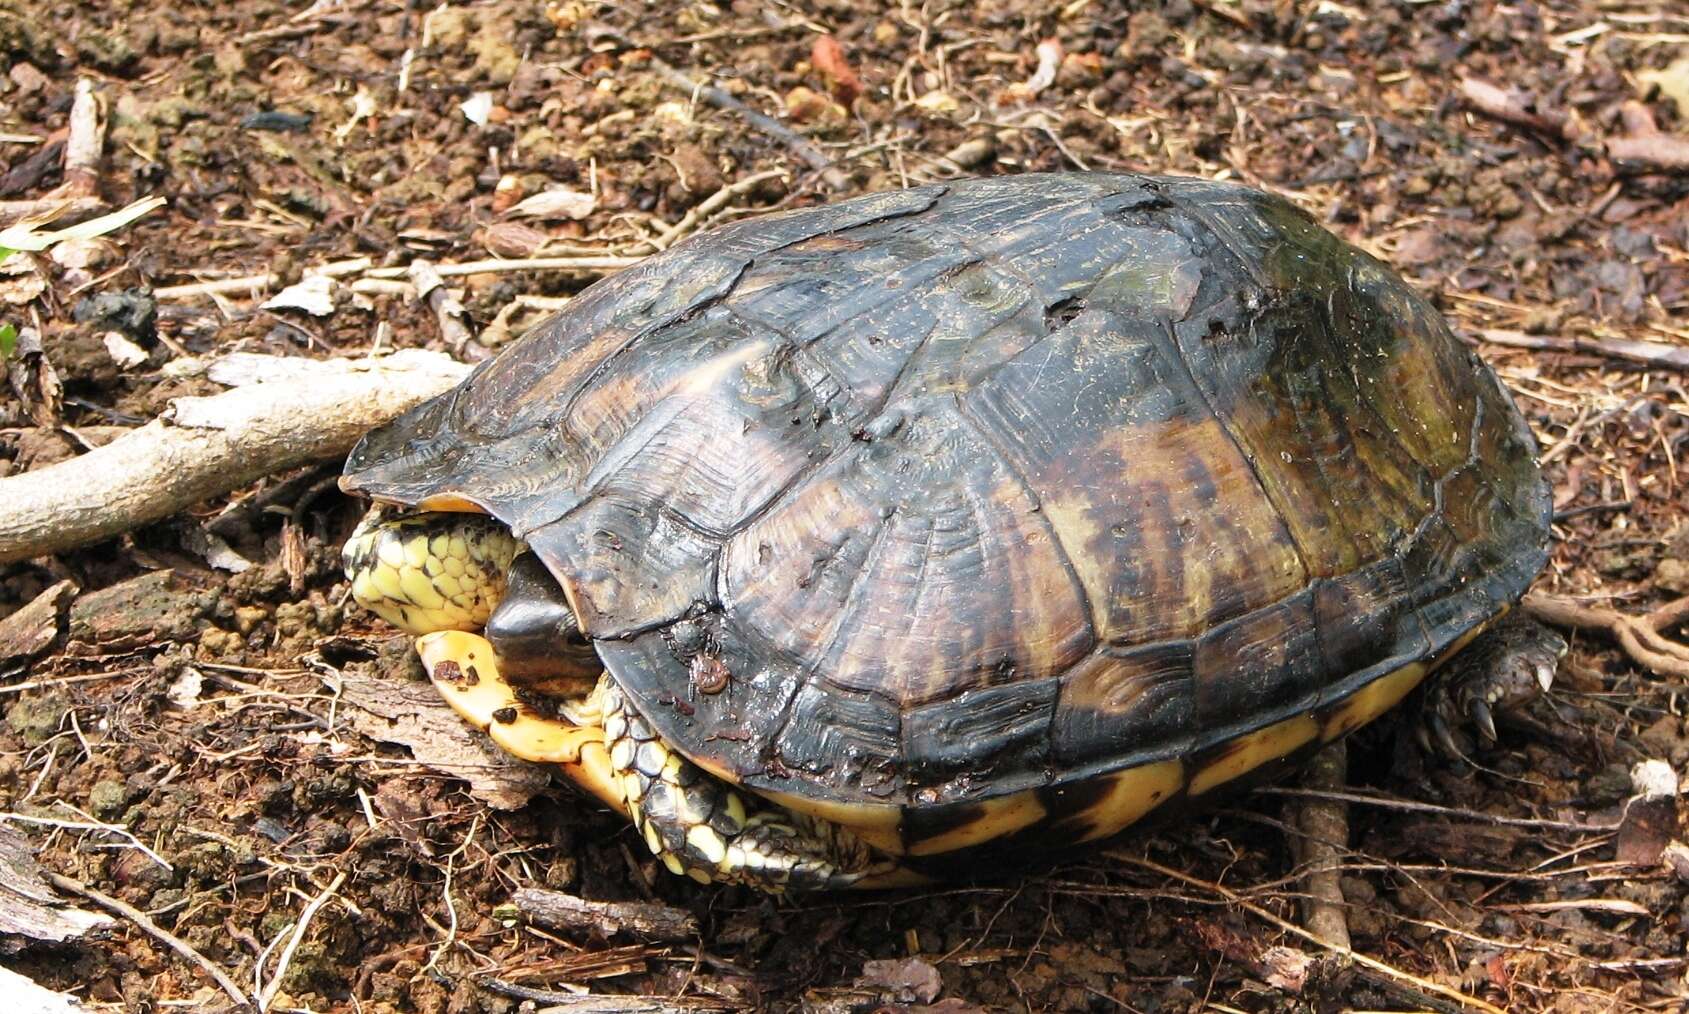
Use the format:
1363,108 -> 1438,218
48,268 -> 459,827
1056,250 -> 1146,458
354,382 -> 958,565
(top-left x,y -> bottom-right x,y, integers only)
1608,135 -> 1689,172
0,78 -> 105,226
0,350 -> 470,564
47,871 -> 250,1010
60,79 -> 102,200
0,822 -> 110,943
1479,328 -> 1689,371
653,59 -> 850,190
507,886 -> 699,942
0,194 -> 103,229
1524,593 -> 1689,679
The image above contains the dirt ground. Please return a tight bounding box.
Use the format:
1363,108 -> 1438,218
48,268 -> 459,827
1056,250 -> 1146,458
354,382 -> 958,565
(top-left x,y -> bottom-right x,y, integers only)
2,0 -> 1688,1011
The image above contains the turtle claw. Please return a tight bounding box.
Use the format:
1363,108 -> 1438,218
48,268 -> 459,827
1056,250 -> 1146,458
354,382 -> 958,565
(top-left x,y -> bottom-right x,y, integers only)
1468,698 -> 1498,744
1428,709 -> 1466,760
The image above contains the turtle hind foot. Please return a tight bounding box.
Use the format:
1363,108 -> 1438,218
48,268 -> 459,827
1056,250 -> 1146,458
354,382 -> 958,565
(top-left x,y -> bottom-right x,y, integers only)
1419,611 -> 1566,759
601,684 -> 900,892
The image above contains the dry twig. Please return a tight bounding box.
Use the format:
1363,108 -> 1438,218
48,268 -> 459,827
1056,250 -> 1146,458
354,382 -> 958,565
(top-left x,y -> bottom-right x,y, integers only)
258,871 -> 346,1012
652,59 -> 849,190
1459,77 -> 1572,139
408,260 -> 475,352
46,871 -> 251,1010
1607,100 -> 1689,173
649,169 -> 789,250
1480,328 -> 1689,371
1291,743 -> 1351,949
60,79 -> 102,200
1524,593 -> 1689,679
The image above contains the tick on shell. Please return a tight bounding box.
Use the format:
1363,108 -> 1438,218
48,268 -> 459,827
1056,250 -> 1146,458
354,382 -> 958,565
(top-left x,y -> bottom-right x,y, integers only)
689,654 -> 731,694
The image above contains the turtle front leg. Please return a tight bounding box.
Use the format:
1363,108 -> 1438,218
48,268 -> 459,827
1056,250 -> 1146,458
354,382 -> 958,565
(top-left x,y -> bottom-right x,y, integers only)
1421,611 -> 1566,757
417,631 -> 914,893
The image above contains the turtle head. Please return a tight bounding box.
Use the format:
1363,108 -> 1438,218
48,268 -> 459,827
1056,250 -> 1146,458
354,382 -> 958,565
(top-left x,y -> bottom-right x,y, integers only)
485,552 -> 602,691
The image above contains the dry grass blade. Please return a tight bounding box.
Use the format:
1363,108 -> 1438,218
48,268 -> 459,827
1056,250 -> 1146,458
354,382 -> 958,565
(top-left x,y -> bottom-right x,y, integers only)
258,871 -> 346,1011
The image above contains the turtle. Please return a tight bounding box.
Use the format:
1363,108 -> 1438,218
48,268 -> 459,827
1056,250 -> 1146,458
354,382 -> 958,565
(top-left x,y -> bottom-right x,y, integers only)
339,171 -> 1562,892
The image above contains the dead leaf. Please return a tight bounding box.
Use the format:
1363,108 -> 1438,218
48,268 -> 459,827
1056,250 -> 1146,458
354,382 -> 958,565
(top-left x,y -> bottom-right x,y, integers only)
915,91 -> 959,114
478,220 -> 551,258
8,327 -> 62,427
504,187 -> 594,221
0,253 -> 47,305
1616,760 -> 1680,866
1261,945 -> 1312,992
1639,57 -> 1689,120
261,274 -> 338,316
811,35 -> 863,106
166,665 -> 204,709
103,331 -> 148,369
460,90 -> 495,126
857,957 -> 942,1005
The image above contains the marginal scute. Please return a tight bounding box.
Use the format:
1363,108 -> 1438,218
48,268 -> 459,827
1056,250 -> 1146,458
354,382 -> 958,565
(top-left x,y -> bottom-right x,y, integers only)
1189,714 -> 1319,796
1063,759 -> 1185,842
905,790 -> 1047,856
1319,661 -> 1428,742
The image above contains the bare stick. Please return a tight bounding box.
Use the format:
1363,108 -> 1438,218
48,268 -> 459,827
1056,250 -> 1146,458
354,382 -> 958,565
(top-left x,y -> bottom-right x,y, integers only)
1524,593 -> 1689,679
0,195 -> 103,229
0,350 -> 469,564
1459,77 -> 1571,139
61,79 -> 102,200
1255,786 -> 1617,833
508,886 -> 700,942
1607,100 -> 1689,174
3,811 -> 174,872
650,169 -> 789,250
1607,135 -> 1689,172
153,258 -> 372,300
652,59 -> 850,190
1292,742 -> 1351,949
46,871 -> 251,1010
408,260 -> 474,351
361,255 -> 641,280
1479,328 -> 1689,371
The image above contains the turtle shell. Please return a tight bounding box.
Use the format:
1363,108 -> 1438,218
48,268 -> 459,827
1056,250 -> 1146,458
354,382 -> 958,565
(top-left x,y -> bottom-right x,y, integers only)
344,172 -> 1548,850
